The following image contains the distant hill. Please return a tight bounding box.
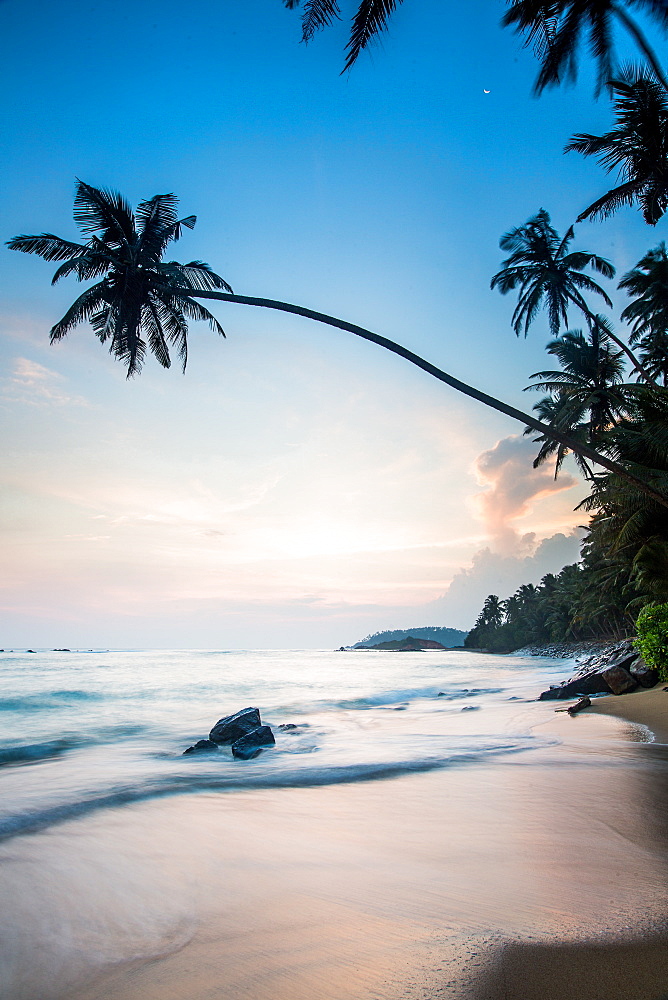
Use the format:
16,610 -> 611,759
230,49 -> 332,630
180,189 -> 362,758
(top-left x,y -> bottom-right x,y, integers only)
351,626 -> 468,649
360,636 -> 447,651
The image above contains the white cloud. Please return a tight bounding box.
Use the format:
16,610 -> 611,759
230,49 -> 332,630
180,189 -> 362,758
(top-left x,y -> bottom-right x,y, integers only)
1,357 -> 87,407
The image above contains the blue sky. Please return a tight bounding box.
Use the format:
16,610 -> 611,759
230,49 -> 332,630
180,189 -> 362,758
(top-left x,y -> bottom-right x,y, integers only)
0,0 -> 661,647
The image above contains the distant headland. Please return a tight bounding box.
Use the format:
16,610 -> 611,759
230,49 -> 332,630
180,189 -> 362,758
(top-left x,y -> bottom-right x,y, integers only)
340,626 -> 468,651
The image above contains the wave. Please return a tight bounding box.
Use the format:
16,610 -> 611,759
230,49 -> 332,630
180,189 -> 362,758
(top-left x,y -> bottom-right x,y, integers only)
303,685 -> 504,712
0,734 -> 549,842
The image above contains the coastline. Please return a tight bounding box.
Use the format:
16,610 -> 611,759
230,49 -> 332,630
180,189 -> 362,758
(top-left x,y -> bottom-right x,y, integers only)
588,685 -> 668,743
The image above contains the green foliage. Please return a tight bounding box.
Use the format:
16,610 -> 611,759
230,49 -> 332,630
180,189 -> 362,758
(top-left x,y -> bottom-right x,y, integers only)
634,603 -> 668,681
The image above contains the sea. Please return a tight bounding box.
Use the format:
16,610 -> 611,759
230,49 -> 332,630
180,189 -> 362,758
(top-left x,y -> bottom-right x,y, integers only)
0,646 -> 623,842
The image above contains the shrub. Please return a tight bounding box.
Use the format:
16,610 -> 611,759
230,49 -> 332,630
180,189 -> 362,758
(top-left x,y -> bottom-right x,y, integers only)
634,603 -> 668,682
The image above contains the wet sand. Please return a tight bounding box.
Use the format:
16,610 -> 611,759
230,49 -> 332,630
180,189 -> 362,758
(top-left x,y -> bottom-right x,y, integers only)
588,684 -> 668,743
0,693 -> 664,1000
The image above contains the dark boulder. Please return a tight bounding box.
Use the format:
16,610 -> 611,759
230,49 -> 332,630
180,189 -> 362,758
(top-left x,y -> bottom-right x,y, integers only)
232,726 -> 276,760
183,739 -> 219,755
600,663 -> 637,695
209,707 -> 262,744
628,655 -> 658,688
539,669 -> 612,700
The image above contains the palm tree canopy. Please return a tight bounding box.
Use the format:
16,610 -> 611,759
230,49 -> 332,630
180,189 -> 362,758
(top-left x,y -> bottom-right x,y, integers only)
524,321 -> 629,475
566,67 -> 668,225
502,0 -> 668,94
490,208 -> 615,337
283,0 -> 404,70
619,242 -> 668,381
6,180 -> 232,377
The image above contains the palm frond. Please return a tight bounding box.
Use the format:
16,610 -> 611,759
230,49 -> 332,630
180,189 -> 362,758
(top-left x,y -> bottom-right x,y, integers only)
50,283 -> 110,341
344,0 -> 403,71
73,179 -> 135,245
301,0 -> 341,41
6,233 -> 90,261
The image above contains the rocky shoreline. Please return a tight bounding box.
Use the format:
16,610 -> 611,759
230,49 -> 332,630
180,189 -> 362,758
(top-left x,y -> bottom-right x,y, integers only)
514,638 -> 660,701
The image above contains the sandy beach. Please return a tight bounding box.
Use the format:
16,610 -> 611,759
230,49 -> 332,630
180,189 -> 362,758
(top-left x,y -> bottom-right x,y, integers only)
0,684 -> 663,1000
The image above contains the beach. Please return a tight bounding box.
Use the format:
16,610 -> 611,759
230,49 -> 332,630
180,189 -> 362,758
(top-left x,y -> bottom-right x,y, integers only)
1,650 -> 666,1000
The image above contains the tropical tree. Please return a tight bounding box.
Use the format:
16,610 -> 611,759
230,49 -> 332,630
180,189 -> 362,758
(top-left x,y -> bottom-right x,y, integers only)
491,208 -> 658,383
501,0 -> 668,94
619,242 -> 668,382
8,181 -> 668,509
490,208 -> 614,337
566,66 -> 668,225
6,181 -> 232,377
524,320 -> 629,476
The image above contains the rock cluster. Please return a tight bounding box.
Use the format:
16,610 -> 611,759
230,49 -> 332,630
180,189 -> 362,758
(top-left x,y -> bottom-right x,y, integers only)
538,640 -> 658,700
183,706 -> 276,760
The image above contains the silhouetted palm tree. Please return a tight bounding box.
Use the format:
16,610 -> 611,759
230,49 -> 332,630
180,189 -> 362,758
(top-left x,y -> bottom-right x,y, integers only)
619,242 -> 668,382
7,181 -> 232,376
8,181 -> 668,508
524,319 -> 629,475
566,66 -> 668,224
491,208 -> 614,337
502,0 -> 668,94
491,208 -> 657,383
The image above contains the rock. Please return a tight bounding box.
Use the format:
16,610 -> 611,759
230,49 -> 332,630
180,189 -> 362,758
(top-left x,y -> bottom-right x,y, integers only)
600,664 -> 637,695
232,726 -> 276,760
183,739 -> 219,755
539,669 -> 611,700
209,707 -> 262,744
278,723 -> 299,731
628,655 -> 658,688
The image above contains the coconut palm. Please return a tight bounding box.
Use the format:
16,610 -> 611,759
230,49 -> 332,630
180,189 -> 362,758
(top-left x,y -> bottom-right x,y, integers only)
8,181 -> 668,509
524,319 -> 629,476
501,0 -> 668,94
566,66 -> 668,225
619,242 -> 668,382
491,208 -> 658,383
490,208 -> 615,336
7,181 -> 232,377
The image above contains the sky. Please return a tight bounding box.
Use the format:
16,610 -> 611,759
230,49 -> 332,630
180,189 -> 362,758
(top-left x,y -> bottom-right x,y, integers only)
0,0 -> 661,648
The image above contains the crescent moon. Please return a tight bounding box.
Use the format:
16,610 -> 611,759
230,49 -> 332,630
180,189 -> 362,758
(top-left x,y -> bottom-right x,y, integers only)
484,88 -> 491,94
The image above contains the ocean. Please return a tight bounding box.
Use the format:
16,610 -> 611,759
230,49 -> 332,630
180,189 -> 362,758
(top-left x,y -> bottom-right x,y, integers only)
0,646 -> 619,841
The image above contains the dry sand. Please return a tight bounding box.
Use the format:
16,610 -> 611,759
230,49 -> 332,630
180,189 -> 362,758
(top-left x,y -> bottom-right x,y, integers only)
6,689 -> 666,1000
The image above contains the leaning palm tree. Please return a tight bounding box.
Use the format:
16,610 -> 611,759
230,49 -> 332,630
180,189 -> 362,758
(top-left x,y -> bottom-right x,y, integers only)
491,208 -> 658,383
524,319 -> 629,476
7,181 -> 232,377
8,181 -> 668,509
566,66 -> 668,225
501,0 -> 668,94
619,242 -> 668,382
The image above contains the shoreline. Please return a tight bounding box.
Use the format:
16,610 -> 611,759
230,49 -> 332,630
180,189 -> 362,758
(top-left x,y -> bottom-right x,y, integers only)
2,650 -> 666,1000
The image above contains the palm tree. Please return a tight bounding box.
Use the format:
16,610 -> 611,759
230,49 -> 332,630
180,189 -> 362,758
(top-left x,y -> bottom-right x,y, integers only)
283,0 -> 404,71
524,319 -> 629,476
619,242 -> 668,383
490,208 -> 614,337
566,66 -> 668,225
491,208 -> 658,383
7,181 -> 232,377
8,181 -> 668,509
501,0 -> 668,94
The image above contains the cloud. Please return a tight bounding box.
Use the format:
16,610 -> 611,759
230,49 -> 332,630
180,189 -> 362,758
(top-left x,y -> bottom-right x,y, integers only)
423,529 -> 585,630
1,357 -> 87,407
474,435 -> 577,554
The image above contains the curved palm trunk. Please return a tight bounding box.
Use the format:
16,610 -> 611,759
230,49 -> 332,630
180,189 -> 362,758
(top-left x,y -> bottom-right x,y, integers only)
611,3 -> 668,92
191,289 -> 668,509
